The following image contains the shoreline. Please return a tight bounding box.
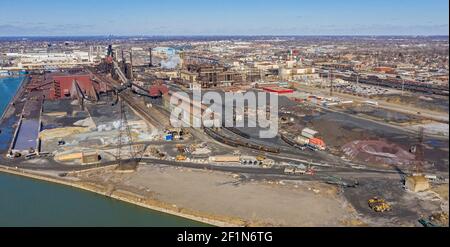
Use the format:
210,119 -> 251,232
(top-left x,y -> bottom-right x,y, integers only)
0,165 -> 237,227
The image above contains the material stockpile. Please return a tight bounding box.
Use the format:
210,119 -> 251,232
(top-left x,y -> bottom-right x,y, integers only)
39,127 -> 90,141
342,140 -> 415,165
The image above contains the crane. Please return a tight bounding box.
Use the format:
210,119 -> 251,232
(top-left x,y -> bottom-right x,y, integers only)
110,71 -> 145,171
115,97 -> 143,171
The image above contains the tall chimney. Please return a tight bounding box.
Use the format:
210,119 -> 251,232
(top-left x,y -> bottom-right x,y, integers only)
129,50 -> 133,80
149,48 -> 153,67
107,44 -> 113,57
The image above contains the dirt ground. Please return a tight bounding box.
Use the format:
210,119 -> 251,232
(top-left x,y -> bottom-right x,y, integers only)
373,94 -> 449,113
76,164 -> 360,226
343,178 -> 448,227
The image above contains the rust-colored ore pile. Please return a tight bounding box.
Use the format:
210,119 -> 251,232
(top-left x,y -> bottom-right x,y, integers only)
342,140 -> 415,165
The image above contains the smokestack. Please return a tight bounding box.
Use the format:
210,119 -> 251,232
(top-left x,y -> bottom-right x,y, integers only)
89,46 -> 93,63
107,44 -> 113,57
149,48 -> 153,67
130,50 -> 133,81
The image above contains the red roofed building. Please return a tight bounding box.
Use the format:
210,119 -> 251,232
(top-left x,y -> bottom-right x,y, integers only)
374,67 -> 395,74
149,85 -> 169,97
48,74 -> 107,100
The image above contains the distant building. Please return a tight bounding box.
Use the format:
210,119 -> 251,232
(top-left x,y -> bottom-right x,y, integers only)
374,67 -> 395,74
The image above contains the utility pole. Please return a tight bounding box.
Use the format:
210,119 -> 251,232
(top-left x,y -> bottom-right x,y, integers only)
329,68 -> 333,96
402,78 -> 405,96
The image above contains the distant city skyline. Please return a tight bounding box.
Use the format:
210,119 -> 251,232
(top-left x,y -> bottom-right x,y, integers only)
0,0 -> 448,36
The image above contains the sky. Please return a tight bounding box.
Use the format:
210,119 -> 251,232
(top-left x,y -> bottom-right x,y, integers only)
0,0 -> 448,36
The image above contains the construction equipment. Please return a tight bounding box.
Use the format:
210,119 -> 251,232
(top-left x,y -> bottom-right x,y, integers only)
418,218 -> 439,227
176,154 -> 187,161
283,166 -> 295,175
368,197 -> 392,212
418,212 -> 447,227
256,155 -> 266,161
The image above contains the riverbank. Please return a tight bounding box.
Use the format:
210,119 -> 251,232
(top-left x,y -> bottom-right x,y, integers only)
0,163 -> 361,226
0,165 -> 233,227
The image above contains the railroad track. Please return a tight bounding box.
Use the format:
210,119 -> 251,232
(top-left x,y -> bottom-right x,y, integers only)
118,91 -> 168,129
87,68 -> 169,129
204,127 -> 280,153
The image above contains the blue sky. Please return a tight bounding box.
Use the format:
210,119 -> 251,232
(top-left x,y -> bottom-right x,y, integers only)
0,0 -> 448,36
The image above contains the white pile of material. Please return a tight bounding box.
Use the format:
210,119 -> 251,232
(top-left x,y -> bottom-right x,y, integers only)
192,147 -> 211,155
74,117 -> 96,130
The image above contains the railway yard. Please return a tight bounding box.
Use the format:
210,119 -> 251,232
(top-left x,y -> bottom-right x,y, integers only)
0,36 -> 448,227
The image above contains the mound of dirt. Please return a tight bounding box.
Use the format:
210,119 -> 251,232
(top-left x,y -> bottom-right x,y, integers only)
342,140 -> 415,165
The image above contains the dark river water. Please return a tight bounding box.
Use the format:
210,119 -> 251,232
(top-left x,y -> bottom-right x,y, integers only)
0,172 -> 208,226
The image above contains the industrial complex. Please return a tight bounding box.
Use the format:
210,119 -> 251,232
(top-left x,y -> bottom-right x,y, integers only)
0,35 -> 448,227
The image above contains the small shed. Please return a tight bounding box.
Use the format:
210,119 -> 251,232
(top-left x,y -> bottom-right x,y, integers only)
301,128 -> 318,139
82,151 -> 100,164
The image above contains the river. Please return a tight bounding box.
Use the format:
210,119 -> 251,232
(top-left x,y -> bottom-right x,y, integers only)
0,76 -> 24,116
0,76 -> 207,226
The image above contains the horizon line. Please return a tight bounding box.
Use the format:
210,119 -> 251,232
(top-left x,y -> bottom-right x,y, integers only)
1,34 -> 449,38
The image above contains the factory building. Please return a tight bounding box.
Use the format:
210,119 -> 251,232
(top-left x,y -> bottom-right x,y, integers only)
279,67 -> 318,81
47,74 -> 108,100
180,64 -> 264,88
